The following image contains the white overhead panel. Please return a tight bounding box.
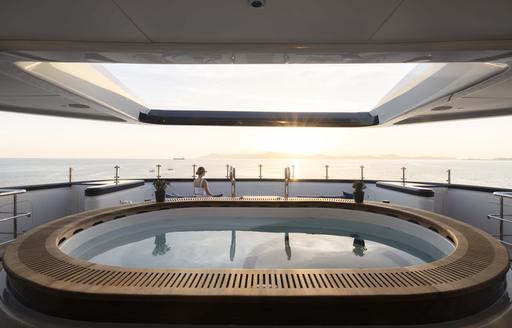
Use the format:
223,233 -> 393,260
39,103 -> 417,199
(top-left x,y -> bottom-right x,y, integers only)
0,0 -> 148,42
372,0 -> 512,42
0,72 -> 54,97
0,53 -> 141,122
15,62 -> 147,122
1,0 -> 512,125
1,0 -> 512,45
1,0 -> 512,64
0,94 -> 124,121
465,77 -> 512,99
373,63 -> 512,125
115,0 -> 400,43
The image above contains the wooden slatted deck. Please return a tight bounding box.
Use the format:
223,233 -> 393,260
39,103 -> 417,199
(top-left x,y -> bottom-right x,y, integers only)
2,198 -> 510,325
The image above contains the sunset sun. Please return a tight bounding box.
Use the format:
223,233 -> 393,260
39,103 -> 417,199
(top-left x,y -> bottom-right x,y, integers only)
260,127 -> 330,156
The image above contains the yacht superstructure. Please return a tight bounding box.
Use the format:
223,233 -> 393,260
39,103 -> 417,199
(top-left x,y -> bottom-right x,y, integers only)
1,1 -> 512,326
1,1 -> 512,126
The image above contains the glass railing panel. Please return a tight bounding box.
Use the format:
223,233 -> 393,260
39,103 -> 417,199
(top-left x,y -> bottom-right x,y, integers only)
0,158 -> 511,188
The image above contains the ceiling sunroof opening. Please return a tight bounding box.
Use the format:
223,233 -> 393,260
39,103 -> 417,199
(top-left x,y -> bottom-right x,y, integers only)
100,63 -> 419,113
16,61 -> 508,127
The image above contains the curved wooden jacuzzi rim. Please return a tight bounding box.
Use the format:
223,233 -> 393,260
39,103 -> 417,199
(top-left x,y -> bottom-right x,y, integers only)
2,198 -> 510,325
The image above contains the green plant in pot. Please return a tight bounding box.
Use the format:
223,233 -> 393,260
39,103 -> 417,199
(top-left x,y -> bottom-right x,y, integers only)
352,180 -> 366,203
153,179 -> 169,202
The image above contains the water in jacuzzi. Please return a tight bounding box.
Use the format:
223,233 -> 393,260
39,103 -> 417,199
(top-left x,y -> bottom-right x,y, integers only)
63,211 -> 454,269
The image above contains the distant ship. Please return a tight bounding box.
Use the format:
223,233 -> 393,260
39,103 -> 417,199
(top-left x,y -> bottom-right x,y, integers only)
173,157 -> 185,160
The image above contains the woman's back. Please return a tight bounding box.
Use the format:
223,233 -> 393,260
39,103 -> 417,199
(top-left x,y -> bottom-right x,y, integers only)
193,167 -> 213,196
193,177 -> 206,196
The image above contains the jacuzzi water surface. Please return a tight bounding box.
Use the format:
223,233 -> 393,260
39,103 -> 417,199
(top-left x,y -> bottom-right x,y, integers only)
61,207 -> 454,269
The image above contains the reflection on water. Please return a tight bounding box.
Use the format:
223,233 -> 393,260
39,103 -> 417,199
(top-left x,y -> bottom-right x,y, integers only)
285,232 -> 291,260
351,234 -> 367,257
228,231 -> 292,262
230,230 -> 236,262
152,234 -> 170,256
88,230 -> 427,269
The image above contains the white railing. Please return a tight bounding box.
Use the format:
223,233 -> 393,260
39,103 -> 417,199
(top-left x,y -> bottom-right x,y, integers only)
0,189 -> 31,246
487,191 -> 512,246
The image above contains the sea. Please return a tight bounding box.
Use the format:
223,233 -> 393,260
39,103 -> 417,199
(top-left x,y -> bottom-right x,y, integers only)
1,158 -> 511,189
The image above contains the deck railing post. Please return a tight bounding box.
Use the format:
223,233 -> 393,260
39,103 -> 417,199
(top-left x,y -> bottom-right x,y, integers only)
13,194 -> 17,239
258,164 -> 262,180
401,167 -> 406,185
284,167 -> 290,199
325,165 -> 329,180
156,164 -> 161,179
360,165 -> 364,180
446,169 -> 451,184
226,165 -> 230,179
68,167 -> 72,183
193,164 -> 197,179
499,196 -> 504,241
114,165 -> 120,184
230,167 -> 236,197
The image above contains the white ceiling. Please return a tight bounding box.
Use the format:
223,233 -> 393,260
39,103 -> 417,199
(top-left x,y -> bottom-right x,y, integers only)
0,73 -> 55,96
1,0 -> 511,43
0,0 -> 147,42
114,0 -> 400,43
372,0 -> 512,42
0,0 -> 512,125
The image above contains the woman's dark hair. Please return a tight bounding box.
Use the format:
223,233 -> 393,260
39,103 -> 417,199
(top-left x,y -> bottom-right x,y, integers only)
196,166 -> 206,175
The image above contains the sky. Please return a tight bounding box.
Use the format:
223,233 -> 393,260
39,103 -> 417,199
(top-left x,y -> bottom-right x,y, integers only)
0,63 -> 511,159
102,63 -> 418,112
1,110 -> 510,159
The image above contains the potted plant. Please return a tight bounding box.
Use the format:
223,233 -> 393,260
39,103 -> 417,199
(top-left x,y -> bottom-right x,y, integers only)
352,180 -> 366,203
153,179 -> 169,202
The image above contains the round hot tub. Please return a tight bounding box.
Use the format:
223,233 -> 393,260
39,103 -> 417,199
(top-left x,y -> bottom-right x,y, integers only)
3,198 -> 509,325
61,207 -> 454,270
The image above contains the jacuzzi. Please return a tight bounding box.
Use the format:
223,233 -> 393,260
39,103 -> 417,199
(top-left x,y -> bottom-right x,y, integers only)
61,207 -> 454,270
2,197 -> 509,325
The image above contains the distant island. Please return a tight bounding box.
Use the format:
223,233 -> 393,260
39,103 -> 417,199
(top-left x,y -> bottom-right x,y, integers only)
201,152 -> 457,160
463,157 -> 512,161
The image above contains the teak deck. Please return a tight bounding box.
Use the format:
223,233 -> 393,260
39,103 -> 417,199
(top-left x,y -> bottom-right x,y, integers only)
3,198 -> 510,325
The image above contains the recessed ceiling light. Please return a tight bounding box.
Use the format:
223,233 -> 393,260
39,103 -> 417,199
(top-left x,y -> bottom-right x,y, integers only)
248,0 -> 265,8
431,106 -> 452,111
68,103 -> 90,109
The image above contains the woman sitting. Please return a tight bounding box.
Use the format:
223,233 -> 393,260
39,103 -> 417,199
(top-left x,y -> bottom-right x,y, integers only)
193,166 -> 213,196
